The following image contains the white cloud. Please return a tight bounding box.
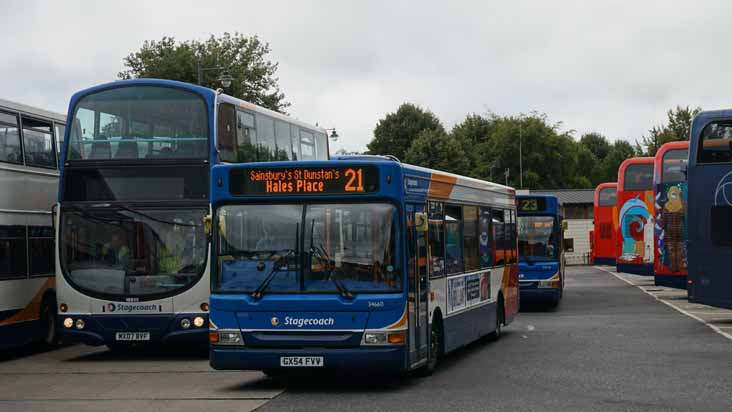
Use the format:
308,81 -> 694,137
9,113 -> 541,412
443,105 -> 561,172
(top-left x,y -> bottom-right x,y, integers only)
1,0 -> 730,153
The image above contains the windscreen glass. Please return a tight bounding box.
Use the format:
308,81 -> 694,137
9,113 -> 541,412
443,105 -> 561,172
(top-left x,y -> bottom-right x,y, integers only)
662,149 -> 688,183
60,207 -> 207,299
623,164 -> 653,191
215,203 -> 400,293
598,187 -> 617,206
518,216 -> 558,261
67,86 -> 209,161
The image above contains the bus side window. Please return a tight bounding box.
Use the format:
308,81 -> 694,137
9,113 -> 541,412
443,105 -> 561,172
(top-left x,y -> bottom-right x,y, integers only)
315,132 -> 328,160
428,201 -> 445,278
0,111 -> 23,164
509,209 -> 517,264
0,226 -> 27,280
479,208 -> 493,268
274,120 -> 291,160
21,117 -> 56,168
492,209 -> 506,265
236,111 -> 256,162
444,205 -> 463,274
463,206 -> 479,271
290,126 -> 300,160
217,103 -> 237,162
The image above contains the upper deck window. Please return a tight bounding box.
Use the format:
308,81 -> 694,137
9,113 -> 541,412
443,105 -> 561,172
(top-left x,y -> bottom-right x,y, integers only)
66,86 -> 208,161
0,111 -> 22,164
598,187 -> 617,206
623,164 -> 653,191
698,122 -> 732,164
661,148 -> 688,183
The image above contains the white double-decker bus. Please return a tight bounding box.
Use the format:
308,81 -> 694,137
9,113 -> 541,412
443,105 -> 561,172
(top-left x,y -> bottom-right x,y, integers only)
0,98 -> 65,349
55,79 -> 330,350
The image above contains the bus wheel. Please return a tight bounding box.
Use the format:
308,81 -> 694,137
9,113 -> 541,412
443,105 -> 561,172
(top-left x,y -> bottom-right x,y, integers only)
40,297 -> 57,347
487,298 -> 504,341
418,317 -> 442,377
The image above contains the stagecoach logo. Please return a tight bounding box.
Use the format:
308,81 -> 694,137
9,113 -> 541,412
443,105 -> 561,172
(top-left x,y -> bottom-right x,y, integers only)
271,317 -> 280,326
102,303 -> 162,313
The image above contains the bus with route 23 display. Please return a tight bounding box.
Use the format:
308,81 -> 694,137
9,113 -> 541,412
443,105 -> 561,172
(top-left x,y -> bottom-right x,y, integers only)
517,194 -> 564,307
55,79 -> 330,350
207,156 -> 519,375
0,98 -> 65,350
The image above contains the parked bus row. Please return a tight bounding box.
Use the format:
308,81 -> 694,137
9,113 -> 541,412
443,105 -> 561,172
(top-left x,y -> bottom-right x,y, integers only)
591,111 -> 732,310
2,79 -> 565,376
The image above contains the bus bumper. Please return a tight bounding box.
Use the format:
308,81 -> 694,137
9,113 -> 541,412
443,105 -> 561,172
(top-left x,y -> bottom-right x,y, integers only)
519,282 -> 562,302
210,346 -> 408,373
57,313 -> 209,346
594,257 -> 616,266
616,263 -> 653,276
654,274 -> 687,289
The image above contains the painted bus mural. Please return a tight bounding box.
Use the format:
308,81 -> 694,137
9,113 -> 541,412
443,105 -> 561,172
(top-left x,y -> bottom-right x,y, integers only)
616,157 -> 655,275
653,141 -> 688,288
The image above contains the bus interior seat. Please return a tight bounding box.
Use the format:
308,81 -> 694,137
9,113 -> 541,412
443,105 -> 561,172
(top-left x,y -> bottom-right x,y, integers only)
89,136 -> 111,159
116,136 -> 139,159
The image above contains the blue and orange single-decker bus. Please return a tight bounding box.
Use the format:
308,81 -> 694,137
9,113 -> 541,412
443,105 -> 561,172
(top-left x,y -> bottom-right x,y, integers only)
207,157 -> 519,375
616,157 -> 655,275
592,183 -> 618,266
517,195 -> 564,307
653,141 -> 688,288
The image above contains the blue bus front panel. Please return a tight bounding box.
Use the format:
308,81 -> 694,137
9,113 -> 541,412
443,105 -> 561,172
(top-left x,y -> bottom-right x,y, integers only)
518,261 -> 562,301
209,293 -> 409,373
57,313 -> 209,346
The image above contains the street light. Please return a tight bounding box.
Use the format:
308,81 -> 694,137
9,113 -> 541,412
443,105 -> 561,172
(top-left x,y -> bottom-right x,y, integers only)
197,54 -> 232,88
218,71 -> 233,88
324,128 -> 339,141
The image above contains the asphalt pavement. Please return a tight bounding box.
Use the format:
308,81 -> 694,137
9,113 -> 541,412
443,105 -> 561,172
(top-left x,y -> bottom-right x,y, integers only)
1,266 -> 731,412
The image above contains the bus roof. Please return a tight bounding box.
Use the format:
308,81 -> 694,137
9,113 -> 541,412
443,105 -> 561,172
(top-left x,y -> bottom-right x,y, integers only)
0,98 -> 66,122
67,79 -> 326,135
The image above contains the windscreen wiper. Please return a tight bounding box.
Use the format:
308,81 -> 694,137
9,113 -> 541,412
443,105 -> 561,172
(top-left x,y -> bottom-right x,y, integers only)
250,249 -> 298,301
315,243 -> 354,300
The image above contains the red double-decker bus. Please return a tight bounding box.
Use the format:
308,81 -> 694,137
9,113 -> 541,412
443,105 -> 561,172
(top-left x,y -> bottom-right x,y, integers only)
653,141 -> 688,288
616,158 -> 655,275
592,183 -> 617,266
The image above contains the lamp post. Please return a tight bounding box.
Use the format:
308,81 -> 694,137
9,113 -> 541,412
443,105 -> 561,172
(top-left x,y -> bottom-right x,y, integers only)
197,54 -> 233,88
324,128 -> 339,141
518,114 -> 525,189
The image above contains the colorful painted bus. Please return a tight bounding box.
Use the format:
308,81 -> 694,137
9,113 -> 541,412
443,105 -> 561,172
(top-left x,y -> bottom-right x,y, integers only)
55,79 -> 330,350
653,141 -> 688,289
517,195 -> 564,307
208,157 -> 519,375
616,157 -> 655,275
592,183 -> 618,266
687,110 -> 732,309
0,98 -> 65,349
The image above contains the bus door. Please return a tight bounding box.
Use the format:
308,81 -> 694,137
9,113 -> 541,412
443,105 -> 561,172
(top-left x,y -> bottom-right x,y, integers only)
407,204 -> 429,366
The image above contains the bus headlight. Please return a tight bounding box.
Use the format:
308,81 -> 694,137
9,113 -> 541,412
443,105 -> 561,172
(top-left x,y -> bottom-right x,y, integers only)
63,318 -> 73,329
193,316 -> 205,328
363,332 -> 387,345
217,331 -> 244,345
74,319 -> 85,330
180,318 -> 191,329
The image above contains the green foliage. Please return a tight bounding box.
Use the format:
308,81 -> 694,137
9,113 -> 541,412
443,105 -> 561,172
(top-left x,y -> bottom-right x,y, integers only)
118,33 -> 289,113
368,104 -> 695,189
404,129 -> 469,175
367,103 -> 444,161
636,105 -> 702,156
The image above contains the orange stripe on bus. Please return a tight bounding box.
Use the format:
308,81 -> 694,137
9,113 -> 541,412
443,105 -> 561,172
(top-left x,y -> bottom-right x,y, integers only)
0,277 -> 54,326
428,174 -> 457,199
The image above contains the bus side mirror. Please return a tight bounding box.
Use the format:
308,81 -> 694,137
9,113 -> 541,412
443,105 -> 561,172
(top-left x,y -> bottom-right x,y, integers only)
203,215 -> 212,236
415,212 -> 428,232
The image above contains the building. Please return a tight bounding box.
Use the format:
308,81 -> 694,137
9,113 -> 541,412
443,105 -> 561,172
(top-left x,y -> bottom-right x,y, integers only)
518,189 -> 595,265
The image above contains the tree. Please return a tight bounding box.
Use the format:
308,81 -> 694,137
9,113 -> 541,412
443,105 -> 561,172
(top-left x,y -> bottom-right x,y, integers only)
637,105 -> 702,156
450,113 -> 497,175
404,129 -> 469,175
579,132 -> 611,161
599,140 -> 636,183
118,33 -> 289,112
367,103 -> 444,160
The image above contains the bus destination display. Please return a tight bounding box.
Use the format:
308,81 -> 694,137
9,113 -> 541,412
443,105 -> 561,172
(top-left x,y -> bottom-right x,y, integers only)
518,197 -> 546,212
230,166 -> 379,195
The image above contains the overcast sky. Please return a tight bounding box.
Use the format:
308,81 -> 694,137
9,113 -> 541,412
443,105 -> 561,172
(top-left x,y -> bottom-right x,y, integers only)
3,0 -> 731,152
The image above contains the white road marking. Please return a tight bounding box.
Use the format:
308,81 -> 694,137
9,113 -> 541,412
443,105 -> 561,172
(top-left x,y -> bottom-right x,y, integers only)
594,266 -> 732,342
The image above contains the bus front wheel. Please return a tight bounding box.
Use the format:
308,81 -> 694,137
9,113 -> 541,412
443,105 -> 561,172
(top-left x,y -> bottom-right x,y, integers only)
417,317 -> 443,377
40,297 -> 57,347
